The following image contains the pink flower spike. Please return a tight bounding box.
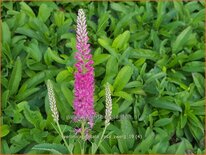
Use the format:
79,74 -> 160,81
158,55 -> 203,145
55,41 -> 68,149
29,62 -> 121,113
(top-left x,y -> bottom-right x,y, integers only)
73,9 -> 95,127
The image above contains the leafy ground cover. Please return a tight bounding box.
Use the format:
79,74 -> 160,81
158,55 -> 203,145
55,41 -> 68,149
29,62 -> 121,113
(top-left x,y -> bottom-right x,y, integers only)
1,1 -> 205,154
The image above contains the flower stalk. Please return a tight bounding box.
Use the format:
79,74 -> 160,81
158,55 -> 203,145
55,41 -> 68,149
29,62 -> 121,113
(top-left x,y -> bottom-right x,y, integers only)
47,80 -> 72,154
92,82 -> 112,154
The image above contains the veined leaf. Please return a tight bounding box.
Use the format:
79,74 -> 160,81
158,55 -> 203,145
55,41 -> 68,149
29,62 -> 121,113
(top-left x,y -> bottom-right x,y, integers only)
117,138 -> 128,153
94,54 -> 110,66
97,13 -> 109,33
54,11 -> 65,27
148,97 -> 182,112
2,22 -> 11,44
8,57 -> 22,95
32,143 -> 67,154
172,26 -> 192,53
23,105 -> 45,130
98,38 -> 118,57
38,3 -> 52,22
102,56 -> 118,84
113,91 -> 133,101
113,65 -> 133,91
20,2 -> 35,18
112,31 -> 130,50
134,129 -> 155,153
16,87 -> 40,102
192,73 -> 204,96
0,125 -> 10,137
2,90 -> 10,109
46,48 -> 65,64
182,61 -> 204,72
154,118 -> 173,127
121,117 -> 135,149
130,49 -> 160,61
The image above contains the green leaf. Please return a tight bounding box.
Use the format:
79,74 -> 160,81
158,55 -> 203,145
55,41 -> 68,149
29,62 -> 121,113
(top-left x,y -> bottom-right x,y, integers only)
73,141 -> 81,154
112,30 -> 130,50
113,91 -> 133,101
54,11 -> 65,27
150,139 -> 169,153
168,78 -> 188,90
182,61 -> 204,72
32,143 -> 68,154
15,27 -> 47,44
134,129 -> 155,153
111,3 -> 128,13
106,56 -> 118,76
19,71 -> 45,92
148,97 -> 182,112
145,72 -> 166,84
97,13 -> 109,33
188,123 -> 203,141
17,101 -> 28,112
46,48 -> 65,64
0,125 -> 10,137
15,88 -> 40,102
60,83 -> 73,107
180,114 -> 187,128
20,2 -> 35,18
139,104 -> 151,121
2,90 -> 10,109
98,38 -> 118,57
1,140 -> 11,154
8,57 -> 22,95
25,39 -> 42,62
188,112 -> 204,134
113,12 -> 137,37
130,49 -> 160,61
172,26 -> 192,53
187,50 -> 205,61
192,73 -> 204,96
175,140 -> 186,154
38,4 -> 52,22
113,65 -> 133,91
117,138 -> 128,153
23,104 -> 45,130
102,56 -> 118,84
14,12 -> 27,27
121,117 -> 135,149
99,141 -> 111,154
94,54 -> 110,66
91,143 -> 98,154
125,81 -> 143,88
56,70 -> 71,82
119,100 -> 133,113
2,22 -> 11,44
190,99 -> 204,107
154,118 -> 173,127
112,102 -> 119,116
126,88 -> 146,96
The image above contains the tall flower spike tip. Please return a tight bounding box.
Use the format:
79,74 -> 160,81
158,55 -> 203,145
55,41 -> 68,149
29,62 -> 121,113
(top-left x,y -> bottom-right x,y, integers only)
74,9 -> 95,128
47,80 -> 59,123
105,83 -> 112,126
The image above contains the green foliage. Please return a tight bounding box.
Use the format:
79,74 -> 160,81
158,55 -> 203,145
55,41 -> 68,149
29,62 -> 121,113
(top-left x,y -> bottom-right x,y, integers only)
32,143 -> 68,154
1,1 -> 205,154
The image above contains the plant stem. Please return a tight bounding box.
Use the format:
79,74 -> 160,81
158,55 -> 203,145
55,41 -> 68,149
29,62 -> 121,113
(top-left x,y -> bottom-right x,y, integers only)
81,144 -> 84,155
80,120 -> 85,154
95,124 -> 108,153
81,120 -> 85,140
56,122 -> 73,154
